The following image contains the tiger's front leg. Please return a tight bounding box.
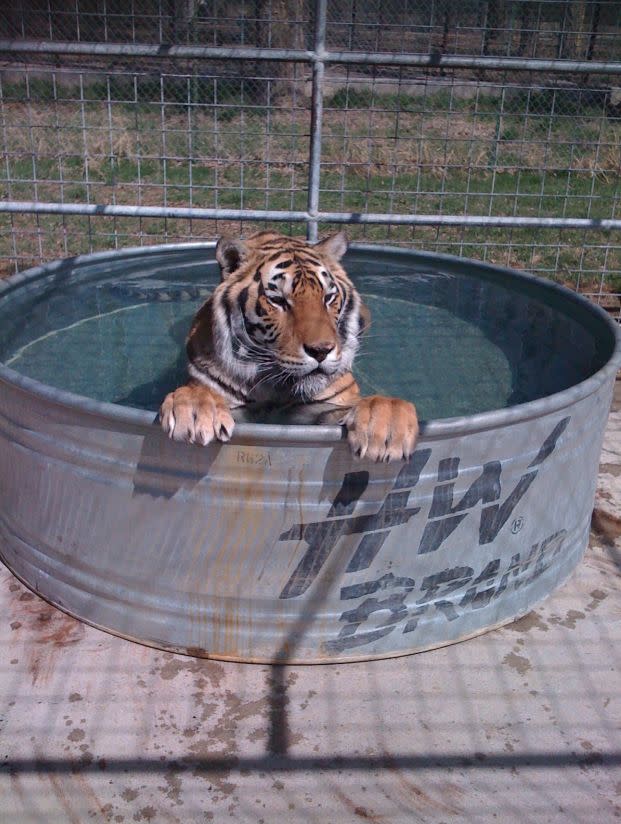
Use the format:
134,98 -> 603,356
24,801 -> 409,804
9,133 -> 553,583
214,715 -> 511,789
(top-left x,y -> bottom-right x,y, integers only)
343,395 -> 419,462
159,381 -> 235,446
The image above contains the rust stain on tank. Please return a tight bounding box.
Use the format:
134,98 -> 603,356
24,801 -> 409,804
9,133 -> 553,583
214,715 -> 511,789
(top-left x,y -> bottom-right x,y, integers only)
194,452 -> 274,659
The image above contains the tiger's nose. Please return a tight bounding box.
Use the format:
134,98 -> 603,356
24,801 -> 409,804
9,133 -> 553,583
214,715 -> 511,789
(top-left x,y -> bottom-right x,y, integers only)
303,343 -> 334,363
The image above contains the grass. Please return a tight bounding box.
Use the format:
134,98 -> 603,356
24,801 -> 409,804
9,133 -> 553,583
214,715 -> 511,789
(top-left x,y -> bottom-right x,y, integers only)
0,81 -> 620,292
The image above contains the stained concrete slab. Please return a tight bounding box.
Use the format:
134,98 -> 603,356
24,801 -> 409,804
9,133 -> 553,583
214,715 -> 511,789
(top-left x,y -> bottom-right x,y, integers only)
1,409 -> 620,824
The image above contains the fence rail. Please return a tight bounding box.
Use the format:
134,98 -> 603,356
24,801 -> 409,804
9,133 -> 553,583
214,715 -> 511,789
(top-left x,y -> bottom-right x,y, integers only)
1,1 -> 620,310
3,38 -> 621,75
3,200 -> 621,231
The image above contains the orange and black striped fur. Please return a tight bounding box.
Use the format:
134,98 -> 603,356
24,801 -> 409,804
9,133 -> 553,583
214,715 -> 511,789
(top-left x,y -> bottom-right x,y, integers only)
160,231 -> 418,461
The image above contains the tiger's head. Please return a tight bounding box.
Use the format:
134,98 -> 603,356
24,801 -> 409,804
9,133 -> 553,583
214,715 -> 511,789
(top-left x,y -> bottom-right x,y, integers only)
208,230 -> 369,401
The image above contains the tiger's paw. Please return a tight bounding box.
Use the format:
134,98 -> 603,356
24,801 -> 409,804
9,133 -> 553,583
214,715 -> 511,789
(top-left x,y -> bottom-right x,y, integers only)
159,384 -> 235,446
343,395 -> 418,462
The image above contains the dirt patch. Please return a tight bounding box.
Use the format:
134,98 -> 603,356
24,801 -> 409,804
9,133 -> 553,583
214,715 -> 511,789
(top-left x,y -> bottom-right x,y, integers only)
502,651 -> 532,675
504,610 -> 549,633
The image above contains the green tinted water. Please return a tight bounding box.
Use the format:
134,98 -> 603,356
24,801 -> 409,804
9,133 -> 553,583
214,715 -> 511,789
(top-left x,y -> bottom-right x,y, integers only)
0,248 -> 603,421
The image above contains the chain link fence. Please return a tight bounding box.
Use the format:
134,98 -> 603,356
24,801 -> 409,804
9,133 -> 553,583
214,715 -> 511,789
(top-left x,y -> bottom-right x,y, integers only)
0,1 -> 620,311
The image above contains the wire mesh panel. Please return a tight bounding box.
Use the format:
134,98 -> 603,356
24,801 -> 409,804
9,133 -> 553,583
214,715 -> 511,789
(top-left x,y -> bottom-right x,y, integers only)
319,65 -> 621,301
0,65 -> 310,209
0,1 -> 620,313
325,0 -> 620,61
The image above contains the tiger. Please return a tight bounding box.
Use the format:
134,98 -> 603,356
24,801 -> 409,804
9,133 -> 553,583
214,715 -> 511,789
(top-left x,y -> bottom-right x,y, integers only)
159,230 -> 419,461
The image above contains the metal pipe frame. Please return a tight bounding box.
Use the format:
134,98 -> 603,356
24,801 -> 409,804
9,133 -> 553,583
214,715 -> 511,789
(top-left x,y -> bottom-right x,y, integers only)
2,39 -> 621,76
306,0 -> 327,243
1,2 -> 620,259
2,201 -> 621,232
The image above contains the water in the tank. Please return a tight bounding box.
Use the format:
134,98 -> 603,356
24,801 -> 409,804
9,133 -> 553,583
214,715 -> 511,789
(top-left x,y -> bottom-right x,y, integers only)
0,248 -> 603,422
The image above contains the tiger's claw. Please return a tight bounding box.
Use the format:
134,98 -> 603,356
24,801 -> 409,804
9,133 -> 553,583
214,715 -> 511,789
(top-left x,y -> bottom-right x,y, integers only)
159,384 -> 234,446
344,395 -> 418,462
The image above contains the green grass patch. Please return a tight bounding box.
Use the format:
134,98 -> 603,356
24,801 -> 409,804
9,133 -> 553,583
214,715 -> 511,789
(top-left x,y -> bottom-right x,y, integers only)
1,85 -> 619,292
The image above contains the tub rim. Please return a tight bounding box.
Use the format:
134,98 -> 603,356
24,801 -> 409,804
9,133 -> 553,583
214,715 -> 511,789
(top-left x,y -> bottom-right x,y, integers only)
0,241 -> 619,443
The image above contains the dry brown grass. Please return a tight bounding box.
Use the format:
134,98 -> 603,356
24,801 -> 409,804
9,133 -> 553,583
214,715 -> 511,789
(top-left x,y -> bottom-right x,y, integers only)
4,99 -> 620,185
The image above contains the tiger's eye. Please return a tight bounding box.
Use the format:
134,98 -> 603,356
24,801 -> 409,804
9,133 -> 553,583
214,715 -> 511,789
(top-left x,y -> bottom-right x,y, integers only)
268,295 -> 289,310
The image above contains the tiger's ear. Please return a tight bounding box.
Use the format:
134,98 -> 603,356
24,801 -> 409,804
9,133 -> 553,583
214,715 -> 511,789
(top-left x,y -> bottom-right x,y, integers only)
314,231 -> 348,262
215,236 -> 247,281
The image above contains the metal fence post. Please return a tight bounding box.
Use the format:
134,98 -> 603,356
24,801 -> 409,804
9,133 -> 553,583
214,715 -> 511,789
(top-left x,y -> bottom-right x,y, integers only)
306,0 -> 327,243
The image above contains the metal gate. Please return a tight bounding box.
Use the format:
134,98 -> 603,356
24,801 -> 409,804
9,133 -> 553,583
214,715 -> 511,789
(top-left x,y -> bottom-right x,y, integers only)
1,1 -> 620,311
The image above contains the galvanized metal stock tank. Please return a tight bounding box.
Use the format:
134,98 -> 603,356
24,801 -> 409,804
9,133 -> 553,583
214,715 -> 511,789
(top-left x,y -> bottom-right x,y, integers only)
0,244 -> 618,663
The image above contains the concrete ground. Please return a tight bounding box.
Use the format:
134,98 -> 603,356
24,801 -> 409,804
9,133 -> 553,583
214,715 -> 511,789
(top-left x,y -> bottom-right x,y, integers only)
1,397 -> 620,823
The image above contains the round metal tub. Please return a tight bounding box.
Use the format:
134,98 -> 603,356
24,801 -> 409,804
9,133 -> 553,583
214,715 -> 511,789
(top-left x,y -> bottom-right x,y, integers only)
0,244 -> 618,663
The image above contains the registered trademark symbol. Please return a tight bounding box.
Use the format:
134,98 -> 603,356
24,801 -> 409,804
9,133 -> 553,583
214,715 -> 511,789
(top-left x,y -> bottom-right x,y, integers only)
511,517 -> 525,534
